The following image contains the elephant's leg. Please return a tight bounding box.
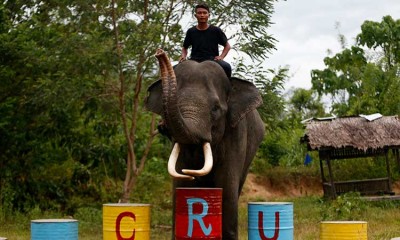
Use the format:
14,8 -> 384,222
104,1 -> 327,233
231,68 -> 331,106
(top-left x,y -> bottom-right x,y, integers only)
214,164 -> 242,240
214,141 -> 248,239
213,116 -> 262,240
223,183 -> 240,239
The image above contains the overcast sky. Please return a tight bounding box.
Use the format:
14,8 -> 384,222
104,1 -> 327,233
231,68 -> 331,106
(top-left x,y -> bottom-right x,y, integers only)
266,0 -> 400,91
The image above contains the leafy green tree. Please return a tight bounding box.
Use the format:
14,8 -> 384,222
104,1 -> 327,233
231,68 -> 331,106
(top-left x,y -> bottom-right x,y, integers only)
357,15 -> 400,70
0,0 -> 126,210
255,86 -> 325,168
235,62 -> 288,131
0,0 -> 280,209
288,88 -> 326,120
311,16 -> 400,116
207,0 -> 277,61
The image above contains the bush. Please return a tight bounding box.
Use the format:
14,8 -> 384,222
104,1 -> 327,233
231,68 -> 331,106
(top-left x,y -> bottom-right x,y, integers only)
321,192 -> 367,221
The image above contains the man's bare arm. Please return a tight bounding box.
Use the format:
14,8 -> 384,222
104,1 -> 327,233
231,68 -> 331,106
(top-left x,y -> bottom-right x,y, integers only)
215,42 -> 231,61
179,47 -> 188,62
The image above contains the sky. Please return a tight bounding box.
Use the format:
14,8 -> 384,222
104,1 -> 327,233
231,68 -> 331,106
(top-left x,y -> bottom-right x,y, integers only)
265,0 -> 400,91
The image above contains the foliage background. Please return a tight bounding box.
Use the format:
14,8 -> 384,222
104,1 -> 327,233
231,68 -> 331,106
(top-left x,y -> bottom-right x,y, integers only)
1,0 -> 400,231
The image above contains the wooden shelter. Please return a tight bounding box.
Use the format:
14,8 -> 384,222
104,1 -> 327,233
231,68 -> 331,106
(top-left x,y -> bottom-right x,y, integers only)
301,114 -> 400,198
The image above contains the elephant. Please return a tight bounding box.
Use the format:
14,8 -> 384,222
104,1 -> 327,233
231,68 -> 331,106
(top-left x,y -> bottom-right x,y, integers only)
145,49 -> 265,240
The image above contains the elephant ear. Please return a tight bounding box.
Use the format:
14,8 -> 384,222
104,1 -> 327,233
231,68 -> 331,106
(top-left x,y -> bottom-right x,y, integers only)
144,80 -> 163,115
228,77 -> 262,128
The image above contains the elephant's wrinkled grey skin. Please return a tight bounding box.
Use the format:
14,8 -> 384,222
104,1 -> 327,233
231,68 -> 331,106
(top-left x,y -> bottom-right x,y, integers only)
145,49 -> 265,240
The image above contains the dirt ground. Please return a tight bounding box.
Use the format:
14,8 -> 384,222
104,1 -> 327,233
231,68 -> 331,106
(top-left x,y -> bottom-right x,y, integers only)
241,173 -> 400,201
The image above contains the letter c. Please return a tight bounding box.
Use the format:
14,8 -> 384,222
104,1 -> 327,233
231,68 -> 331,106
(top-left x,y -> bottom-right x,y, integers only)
116,211 -> 136,240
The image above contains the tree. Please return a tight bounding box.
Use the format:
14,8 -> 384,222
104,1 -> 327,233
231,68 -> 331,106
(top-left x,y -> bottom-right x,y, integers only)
357,15 -> 400,71
311,16 -> 400,116
0,0 -> 280,207
0,0 -> 127,210
288,88 -> 325,120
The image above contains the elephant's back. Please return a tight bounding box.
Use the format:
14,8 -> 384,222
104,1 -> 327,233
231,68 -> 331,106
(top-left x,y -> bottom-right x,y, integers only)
176,60 -> 226,78
174,60 -> 229,91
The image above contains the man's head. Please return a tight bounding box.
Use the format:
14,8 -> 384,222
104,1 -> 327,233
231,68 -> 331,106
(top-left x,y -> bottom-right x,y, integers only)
195,3 -> 210,13
194,3 -> 210,24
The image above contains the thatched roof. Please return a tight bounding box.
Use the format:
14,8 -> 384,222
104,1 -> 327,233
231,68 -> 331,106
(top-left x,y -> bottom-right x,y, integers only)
303,115 -> 400,151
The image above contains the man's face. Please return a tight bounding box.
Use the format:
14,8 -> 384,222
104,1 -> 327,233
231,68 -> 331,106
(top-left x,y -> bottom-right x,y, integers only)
195,7 -> 209,23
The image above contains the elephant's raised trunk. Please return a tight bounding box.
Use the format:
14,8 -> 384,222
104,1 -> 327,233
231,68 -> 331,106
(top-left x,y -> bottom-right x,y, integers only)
155,49 -> 213,180
155,49 -> 190,143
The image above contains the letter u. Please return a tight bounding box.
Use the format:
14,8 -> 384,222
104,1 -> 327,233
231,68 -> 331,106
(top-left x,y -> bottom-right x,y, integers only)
258,211 -> 280,240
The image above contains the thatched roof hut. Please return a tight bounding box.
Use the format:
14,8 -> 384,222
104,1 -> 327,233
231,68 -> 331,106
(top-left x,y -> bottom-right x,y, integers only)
301,114 -> 400,198
303,115 -> 400,152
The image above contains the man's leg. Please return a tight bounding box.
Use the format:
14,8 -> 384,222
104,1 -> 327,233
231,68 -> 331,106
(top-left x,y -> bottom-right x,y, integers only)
215,60 -> 232,78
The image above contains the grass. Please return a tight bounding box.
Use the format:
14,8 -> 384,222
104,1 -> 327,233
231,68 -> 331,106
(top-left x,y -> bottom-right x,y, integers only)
1,195 -> 400,239
1,165 -> 399,239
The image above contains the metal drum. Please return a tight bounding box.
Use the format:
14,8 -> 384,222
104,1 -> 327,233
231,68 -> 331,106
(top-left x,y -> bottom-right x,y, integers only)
103,203 -> 150,240
175,188 -> 222,240
31,219 -> 78,240
248,202 -> 293,240
320,221 -> 367,240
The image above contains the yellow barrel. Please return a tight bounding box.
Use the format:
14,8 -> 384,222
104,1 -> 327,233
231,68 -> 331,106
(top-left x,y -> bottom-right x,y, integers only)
320,221 -> 367,240
103,203 -> 151,240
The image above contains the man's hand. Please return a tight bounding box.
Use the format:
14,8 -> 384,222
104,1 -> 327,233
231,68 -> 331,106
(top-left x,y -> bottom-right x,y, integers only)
179,56 -> 187,63
179,47 -> 188,63
214,56 -> 223,61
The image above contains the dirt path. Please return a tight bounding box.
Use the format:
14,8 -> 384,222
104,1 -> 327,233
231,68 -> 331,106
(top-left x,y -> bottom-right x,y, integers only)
241,173 -> 323,202
241,173 -> 400,202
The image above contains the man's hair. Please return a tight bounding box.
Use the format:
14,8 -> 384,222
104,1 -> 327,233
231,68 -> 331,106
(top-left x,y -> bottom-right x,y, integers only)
195,2 -> 210,13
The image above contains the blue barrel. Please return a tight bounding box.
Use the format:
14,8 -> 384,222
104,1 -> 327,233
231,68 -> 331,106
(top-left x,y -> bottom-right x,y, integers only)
248,202 -> 293,240
31,219 -> 78,240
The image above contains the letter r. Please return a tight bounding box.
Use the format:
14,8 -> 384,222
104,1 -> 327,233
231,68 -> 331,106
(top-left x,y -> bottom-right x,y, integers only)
187,198 -> 212,237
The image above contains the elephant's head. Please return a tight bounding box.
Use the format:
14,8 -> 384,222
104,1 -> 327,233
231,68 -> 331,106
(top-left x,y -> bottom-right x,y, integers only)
145,49 -> 262,180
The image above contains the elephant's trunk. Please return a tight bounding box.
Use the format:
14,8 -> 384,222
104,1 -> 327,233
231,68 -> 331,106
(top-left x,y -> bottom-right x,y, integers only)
154,49 -> 213,180
155,49 -> 192,143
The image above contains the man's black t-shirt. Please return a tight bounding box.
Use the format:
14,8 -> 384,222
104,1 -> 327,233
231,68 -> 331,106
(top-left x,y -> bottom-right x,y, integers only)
183,25 -> 228,61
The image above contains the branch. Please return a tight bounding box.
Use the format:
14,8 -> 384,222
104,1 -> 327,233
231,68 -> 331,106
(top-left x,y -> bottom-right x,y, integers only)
138,114 -> 158,173
111,0 -> 137,179
128,0 -> 150,151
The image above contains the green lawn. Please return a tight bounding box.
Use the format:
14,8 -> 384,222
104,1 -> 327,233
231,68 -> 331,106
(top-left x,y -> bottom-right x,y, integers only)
1,195 -> 400,239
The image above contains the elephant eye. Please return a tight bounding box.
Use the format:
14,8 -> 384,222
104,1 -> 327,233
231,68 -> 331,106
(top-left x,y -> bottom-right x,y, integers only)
211,104 -> 221,120
212,105 -> 219,112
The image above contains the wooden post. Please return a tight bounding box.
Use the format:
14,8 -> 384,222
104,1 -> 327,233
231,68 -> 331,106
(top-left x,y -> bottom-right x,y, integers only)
319,158 -> 326,183
326,155 -> 337,199
395,149 -> 400,173
385,150 -> 393,194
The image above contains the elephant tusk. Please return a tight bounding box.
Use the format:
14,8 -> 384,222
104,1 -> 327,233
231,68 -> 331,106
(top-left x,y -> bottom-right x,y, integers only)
168,143 -> 195,180
181,142 -> 213,176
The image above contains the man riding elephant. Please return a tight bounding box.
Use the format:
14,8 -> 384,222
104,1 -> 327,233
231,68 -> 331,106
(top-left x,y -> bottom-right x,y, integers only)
145,3 -> 265,240
146,47 -> 264,239
179,2 -> 232,78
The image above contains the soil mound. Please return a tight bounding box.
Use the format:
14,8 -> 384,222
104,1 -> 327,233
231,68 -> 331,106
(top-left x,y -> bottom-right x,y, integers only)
241,173 -> 323,202
242,173 -> 400,201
